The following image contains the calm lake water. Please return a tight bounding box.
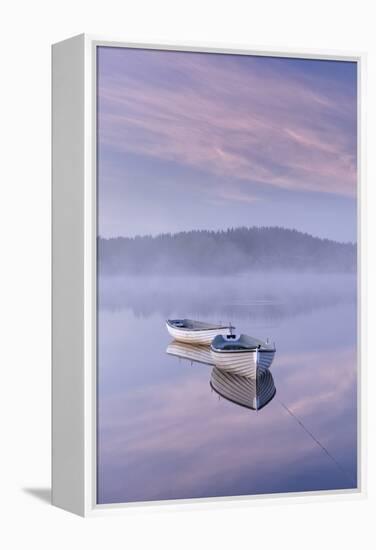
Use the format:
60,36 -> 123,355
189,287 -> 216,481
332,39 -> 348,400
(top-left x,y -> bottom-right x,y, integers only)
97,273 -> 357,504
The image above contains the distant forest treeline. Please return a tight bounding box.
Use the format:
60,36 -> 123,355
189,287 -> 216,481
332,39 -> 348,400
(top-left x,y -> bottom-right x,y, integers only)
98,227 -> 356,275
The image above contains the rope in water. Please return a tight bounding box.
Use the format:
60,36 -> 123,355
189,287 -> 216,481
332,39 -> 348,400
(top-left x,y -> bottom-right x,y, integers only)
278,399 -> 356,486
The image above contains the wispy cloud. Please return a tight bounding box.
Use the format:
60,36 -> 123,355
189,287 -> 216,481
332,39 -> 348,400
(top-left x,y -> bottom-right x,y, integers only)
98,49 -> 357,198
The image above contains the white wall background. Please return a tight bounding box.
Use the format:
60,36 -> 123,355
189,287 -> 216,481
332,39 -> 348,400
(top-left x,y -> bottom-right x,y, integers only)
0,0 -> 375,548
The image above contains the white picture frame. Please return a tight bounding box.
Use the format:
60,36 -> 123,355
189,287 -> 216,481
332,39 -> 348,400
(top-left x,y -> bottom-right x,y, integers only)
52,34 -> 366,517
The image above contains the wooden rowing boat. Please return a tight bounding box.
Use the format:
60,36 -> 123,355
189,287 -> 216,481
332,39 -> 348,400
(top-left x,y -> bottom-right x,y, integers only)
166,319 -> 233,345
210,333 -> 276,378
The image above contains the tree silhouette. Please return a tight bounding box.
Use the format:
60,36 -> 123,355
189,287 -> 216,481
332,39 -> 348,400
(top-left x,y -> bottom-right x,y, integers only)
98,226 -> 356,275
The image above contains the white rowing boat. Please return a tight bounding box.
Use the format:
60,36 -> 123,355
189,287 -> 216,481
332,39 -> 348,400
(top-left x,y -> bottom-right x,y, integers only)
210,333 -> 276,378
210,367 -> 276,410
166,319 -> 233,345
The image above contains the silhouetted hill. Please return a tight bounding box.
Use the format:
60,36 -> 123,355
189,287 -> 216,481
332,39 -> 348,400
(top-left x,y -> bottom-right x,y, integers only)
98,227 -> 356,275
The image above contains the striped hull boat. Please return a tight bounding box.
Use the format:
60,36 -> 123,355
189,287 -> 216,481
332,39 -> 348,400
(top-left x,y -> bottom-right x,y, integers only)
210,333 -> 276,378
166,341 -> 214,366
210,348 -> 275,378
210,367 -> 276,410
166,319 -> 231,346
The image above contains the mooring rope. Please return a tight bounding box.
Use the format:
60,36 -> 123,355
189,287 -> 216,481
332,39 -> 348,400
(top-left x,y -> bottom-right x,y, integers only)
278,399 -> 356,486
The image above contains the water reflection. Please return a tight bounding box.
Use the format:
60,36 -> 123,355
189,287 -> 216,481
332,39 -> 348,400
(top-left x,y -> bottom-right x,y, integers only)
97,273 -> 357,504
166,341 -> 213,366
99,274 -> 356,325
166,341 -> 276,411
210,368 -> 276,411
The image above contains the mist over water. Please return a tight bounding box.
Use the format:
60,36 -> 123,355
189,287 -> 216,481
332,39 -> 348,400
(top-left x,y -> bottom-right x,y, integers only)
99,272 -> 356,323
97,272 -> 357,504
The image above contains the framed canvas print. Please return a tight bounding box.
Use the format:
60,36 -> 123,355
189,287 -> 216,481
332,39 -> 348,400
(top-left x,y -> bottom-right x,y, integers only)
52,34 -> 365,516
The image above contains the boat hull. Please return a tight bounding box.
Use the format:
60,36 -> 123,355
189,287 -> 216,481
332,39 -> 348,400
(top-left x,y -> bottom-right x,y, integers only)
210,348 -> 275,378
166,323 -> 230,345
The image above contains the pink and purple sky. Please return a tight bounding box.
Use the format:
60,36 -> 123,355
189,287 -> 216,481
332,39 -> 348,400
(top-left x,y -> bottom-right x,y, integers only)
97,47 -> 357,242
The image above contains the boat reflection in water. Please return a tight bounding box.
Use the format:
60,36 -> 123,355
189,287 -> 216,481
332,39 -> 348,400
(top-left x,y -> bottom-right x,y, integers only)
166,341 -> 214,366
210,367 -> 276,410
166,341 -> 276,411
